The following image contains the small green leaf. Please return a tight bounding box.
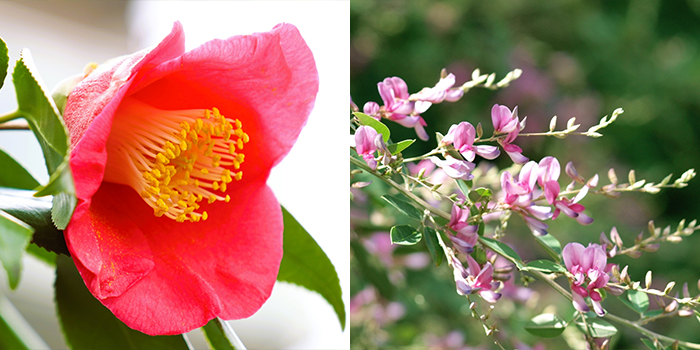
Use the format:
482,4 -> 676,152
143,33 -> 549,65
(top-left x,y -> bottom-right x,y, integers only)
640,338 -> 666,350
0,187 -> 68,255
55,255 -> 190,350
201,319 -> 235,350
12,50 -> 76,228
524,260 -> 567,274
351,240 -> 394,299
277,207 -> 346,330
0,210 -> 34,289
354,112 -> 390,142
387,139 -> 415,155
468,187 -> 492,202
390,225 -> 422,245
480,237 -> 524,270
627,290 -> 649,313
524,313 -> 567,338
51,192 -> 77,230
455,179 -> 472,197
0,36 -> 7,90
381,194 -> 423,220
423,227 -> 443,266
0,149 -> 40,190
535,234 -> 562,262
575,318 -> 618,338
644,309 -> 664,318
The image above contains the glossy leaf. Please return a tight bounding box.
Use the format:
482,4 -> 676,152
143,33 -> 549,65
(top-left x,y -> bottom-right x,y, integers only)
575,317 -> 618,338
480,237 -> 525,270
0,210 -> 33,289
390,225 -> 422,245
12,50 -> 75,229
382,194 -> 423,220
627,290 -> 649,313
387,139 -> 414,155
201,319 -> 235,350
0,36 -> 7,90
524,313 -> 567,338
277,207 -> 346,330
0,148 -> 40,191
55,255 -> 190,350
0,187 -> 68,255
354,112 -> 390,142
535,234 -> 562,262
523,260 -> 567,274
423,227 -> 443,266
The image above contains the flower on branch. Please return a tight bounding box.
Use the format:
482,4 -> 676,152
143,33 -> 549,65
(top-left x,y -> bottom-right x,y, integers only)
492,104 -> 528,164
62,22 -> 318,335
448,203 -> 478,255
562,243 -> 618,316
452,255 -> 501,303
441,121 -> 500,161
354,125 -> 379,169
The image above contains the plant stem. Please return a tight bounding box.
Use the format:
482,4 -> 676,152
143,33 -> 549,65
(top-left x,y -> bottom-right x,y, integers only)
0,110 -> 22,124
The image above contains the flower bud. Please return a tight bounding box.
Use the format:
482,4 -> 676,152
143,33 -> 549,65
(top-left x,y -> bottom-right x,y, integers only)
664,300 -> 678,313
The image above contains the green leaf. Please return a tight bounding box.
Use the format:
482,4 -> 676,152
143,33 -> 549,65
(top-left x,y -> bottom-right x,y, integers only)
455,179 -> 471,197
0,36 -> 7,90
0,210 -> 33,289
55,255 -> 190,350
480,237 -> 525,270
523,260 -> 567,274
51,192 -> 77,231
0,148 -> 40,190
468,187 -> 492,203
535,234 -> 562,262
201,319 -> 235,350
0,187 -> 68,255
12,50 -> 76,228
627,290 -> 649,313
351,240 -> 394,299
277,207 -> 346,330
381,194 -> 423,220
354,112 -> 390,142
575,318 -> 618,338
423,227 -> 443,266
387,139 -> 414,155
390,225 -> 422,245
0,294 -> 49,350
524,313 -> 567,338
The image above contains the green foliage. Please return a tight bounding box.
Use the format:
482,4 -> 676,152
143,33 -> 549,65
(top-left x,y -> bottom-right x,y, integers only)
0,210 -> 33,289
0,36 -> 7,90
0,149 -> 40,190
523,260 -> 567,274
423,226 -> 443,266
12,49 -> 75,229
277,206 -> 346,330
390,225 -> 422,245
524,313 -> 567,338
575,317 -> 618,338
387,139 -> 414,155
0,295 -> 48,350
55,255 -> 190,349
354,112 -> 390,142
351,240 -> 394,300
480,237 -> 524,270
535,235 -> 563,262
382,194 -> 423,220
201,319 -> 235,350
624,290 -> 650,314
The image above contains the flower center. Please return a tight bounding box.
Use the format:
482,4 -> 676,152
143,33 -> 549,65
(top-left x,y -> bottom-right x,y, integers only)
104,99 -> 250,222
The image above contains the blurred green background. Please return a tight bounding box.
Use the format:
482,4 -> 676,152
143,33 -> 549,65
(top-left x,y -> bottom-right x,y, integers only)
351,0 -> 700,348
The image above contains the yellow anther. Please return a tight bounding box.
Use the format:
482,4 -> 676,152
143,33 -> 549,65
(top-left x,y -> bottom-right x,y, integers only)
159,194 -> 170,201
176,214 -> 187,223
183,171 -> 191,181
166,149 -> 176,159
148,186 -> 160,195
212,107 -> 220,116
202,212 -> 208,221
180,122 -> 190,133
229,143 -> 236,155
235,119 -> 242,129
163,176 -> 171,186
225,195 -> 230,202
197,194 -> 203,201
184,207 -> 194,214
220,182 -> 227,192
213,182 -> 219,191
237,139 -> 244,150
235,171 -> 243,181
242,133 -> 250,143
201,168 -> 209,175
140,190 -> 151,199
196,118 -> 204,132
154,209 -> 165,217
177,200 -> 187,207
157,153 -> 169,164
194,179 -> 200,187
180,140 -> 188,151
190,214 -> 200,222
177,179 -> 188,186
232,160 -> 240,169
152,168 -> 162,179
205,110 -> 211,119
208,195 -> 216,204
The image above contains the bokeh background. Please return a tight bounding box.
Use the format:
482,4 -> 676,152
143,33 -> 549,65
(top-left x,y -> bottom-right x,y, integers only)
0,1 -> 349,349
351,0 -> 700,348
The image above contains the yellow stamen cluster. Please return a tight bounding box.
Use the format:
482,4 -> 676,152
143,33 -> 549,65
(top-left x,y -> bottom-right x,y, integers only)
104,99 -> 250,222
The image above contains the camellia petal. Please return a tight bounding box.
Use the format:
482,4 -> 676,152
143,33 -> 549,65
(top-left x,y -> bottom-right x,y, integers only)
62,22 -> 318,335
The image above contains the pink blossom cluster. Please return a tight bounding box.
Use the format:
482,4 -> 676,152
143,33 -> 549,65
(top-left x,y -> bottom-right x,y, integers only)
562,242 -> 619,316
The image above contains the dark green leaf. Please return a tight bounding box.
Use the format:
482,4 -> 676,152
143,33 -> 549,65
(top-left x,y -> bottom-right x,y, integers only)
524,313 -> 567,338
523,260 -> 567,274
0,187 -> 68,255
390,225 -> 422,245
354,112 -> 390,142
51,192 -> 76,230
12,50 -> 76,228
351,240 -> 394,299
535,234 -> 562,262
423,227 -> 443,266
468,187 -> 492,203
0,36 -> 7,90
201,319 -> 235,350
640,338 -> 665,350
480,237 -> 525,270
55,255 -> 189,350
382,194 -> 422,220
575,318 -> 618,338
277,207 -> 346,330
387,139 -> 414,155
627,290 -> 649,313
26,243 -> 56,266
0,149 -> 40,190
644,309 -> 664,318
0,210 -> 33,289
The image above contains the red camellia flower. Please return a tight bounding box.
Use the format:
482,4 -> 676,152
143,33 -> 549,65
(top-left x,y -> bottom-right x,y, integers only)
61,22 -> 318,335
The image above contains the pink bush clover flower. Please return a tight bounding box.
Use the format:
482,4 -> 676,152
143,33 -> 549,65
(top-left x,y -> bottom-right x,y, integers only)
447,203 -> 478,254
453,255 -> 501,303
492,104 -> 528,164
562,242 -> 614,316
441,122 -> 500,161
429,156 -> 475,181
354,125 -> 380,170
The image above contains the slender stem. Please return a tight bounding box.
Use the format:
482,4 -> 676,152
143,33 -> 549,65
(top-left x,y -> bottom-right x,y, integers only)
0,110 -> 22,124
402,149 -> 440,163
351,155 -> 450,220
217,319 -> 246,350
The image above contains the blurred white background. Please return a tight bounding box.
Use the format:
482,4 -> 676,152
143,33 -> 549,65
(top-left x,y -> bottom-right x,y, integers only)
0,1 -> 349,349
